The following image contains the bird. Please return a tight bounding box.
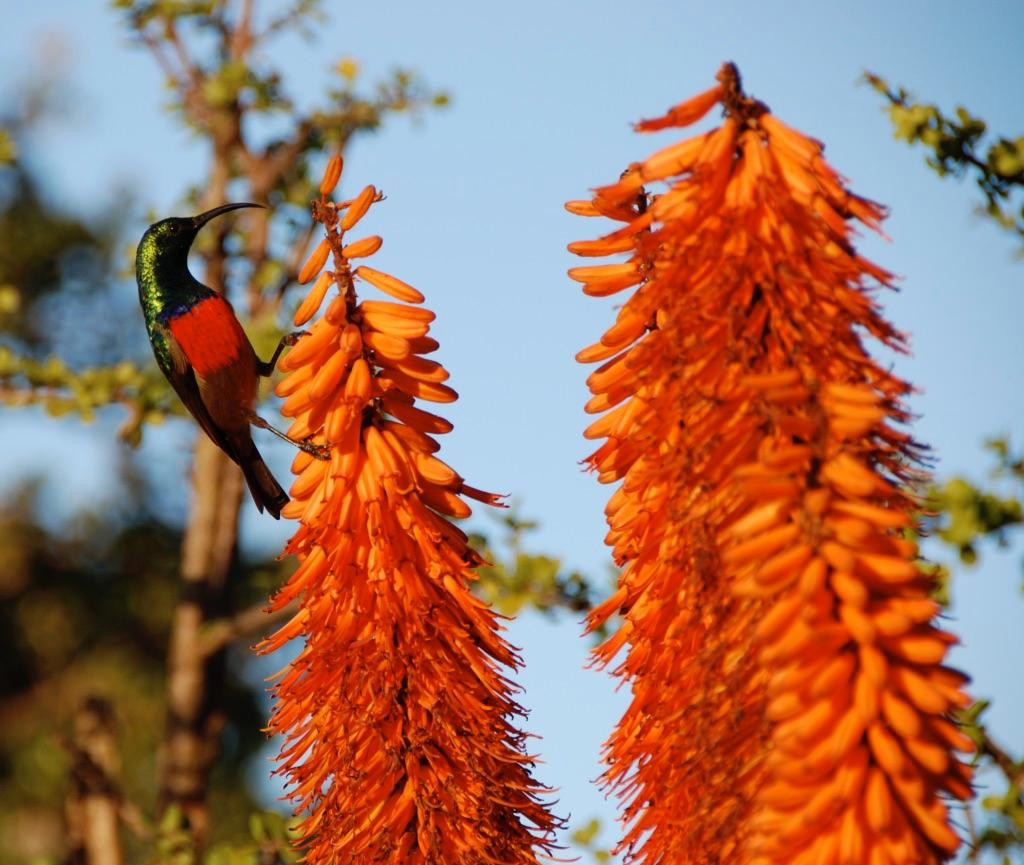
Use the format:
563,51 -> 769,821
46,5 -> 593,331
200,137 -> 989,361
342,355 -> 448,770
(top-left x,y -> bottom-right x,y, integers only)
136,202 -> 323,518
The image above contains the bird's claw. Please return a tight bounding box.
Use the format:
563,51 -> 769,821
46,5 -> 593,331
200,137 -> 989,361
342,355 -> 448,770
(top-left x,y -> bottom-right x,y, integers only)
284,330 -> 309,346
301,437 -> 331,461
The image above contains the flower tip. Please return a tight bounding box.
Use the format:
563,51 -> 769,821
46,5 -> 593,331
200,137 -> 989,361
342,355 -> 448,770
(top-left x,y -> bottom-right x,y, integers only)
461,484 -> 507,508
633,83 -> 724,132
565,199 -> 600,217
319,154 -> 343,197
341,235 -> 383,259
340,184 -> 378,231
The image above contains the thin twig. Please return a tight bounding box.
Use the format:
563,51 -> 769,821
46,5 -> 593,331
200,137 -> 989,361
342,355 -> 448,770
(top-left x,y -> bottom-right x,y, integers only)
139,31 -> 180,85
963,804 -> 980,864
199,598 -> 300,659
232,0 -> 255,60
980,732 -> 1024,792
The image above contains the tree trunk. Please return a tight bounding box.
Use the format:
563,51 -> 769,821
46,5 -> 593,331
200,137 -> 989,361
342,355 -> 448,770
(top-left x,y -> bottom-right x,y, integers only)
156,435 -> 244,846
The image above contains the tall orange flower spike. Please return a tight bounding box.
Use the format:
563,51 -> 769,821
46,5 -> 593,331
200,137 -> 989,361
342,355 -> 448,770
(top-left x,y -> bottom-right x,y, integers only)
569,63 -> 973,865
261,154 -> 560,864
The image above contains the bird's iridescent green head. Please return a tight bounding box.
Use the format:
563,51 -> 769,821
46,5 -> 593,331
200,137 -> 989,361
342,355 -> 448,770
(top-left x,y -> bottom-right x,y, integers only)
136,202 -> 263,323
137,202 -> 264,267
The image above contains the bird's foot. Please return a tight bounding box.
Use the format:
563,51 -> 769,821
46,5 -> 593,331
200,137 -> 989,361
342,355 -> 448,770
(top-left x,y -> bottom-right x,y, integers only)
249,413 -> 330,460
300,437 -> 331,461
259,330 -> 311,376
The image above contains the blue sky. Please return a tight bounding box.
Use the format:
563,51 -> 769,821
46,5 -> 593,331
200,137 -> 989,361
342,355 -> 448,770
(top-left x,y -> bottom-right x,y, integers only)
3,0 -> 1023,855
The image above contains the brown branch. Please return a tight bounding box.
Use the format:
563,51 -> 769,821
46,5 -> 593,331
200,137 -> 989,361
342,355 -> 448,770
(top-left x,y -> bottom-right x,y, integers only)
145,4 -> 345,852
64,698 -> 124,865
241,119 -> 316,314
139,31 -> 180,86
0,383 -> 69,406
980,731 -> 1024,792
199,597 -> 300,659
165,18 -> 203,93
243,117 -> 314,194
963,804 -> 980,864
231,0 -> 255,60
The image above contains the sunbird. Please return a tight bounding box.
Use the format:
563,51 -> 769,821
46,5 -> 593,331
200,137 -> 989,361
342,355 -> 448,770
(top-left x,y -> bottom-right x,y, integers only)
136,202 -> 322,518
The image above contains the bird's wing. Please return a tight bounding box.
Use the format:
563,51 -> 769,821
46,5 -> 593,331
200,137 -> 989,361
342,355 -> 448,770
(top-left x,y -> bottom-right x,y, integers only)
153,322 -> 242,462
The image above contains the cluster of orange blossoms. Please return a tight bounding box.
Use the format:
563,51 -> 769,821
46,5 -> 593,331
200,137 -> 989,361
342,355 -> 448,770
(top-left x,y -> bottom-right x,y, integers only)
260,156 -> 559,864
569,63 -> 974,865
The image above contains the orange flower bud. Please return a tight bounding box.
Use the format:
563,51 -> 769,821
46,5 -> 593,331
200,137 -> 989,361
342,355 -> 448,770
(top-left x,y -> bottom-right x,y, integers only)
297,238 -> 331,284
293,270 -> 333,326
318,154 -> 343,196
340,234 -> 382,259
340,183 -> 377,231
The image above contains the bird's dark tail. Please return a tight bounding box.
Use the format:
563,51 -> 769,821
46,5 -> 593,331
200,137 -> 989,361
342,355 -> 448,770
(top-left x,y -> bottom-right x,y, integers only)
235,438 -> 289,519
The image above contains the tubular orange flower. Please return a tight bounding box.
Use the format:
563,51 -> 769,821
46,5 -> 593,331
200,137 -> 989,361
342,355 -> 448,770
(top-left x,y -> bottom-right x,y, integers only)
570,62 -> 972,865
262,160 -> 560,863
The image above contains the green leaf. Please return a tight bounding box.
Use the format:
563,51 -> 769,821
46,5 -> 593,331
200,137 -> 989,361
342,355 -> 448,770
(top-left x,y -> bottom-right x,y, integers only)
158,801 -> 185,834
571,818 -> 601,845
248,812 -> 267,843
0,129 -> 17,165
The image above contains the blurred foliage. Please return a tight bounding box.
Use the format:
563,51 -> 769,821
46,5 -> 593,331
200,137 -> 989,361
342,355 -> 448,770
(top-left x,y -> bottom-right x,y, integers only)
919,438 -> 1024,864
0,128 -> 15,164
0,73 -> 130,363
0,349 -> 172,443
865,72 -> 1024,251
471,509 -> 597,619
0,475 -> 599,863
0,323 -> 294,447
924,438 -> 1023,579
0,476 -> 283,865
0,154 -> 168,445
956,700 -> 1024,860
153,806 -> 301,865
570,817 -> 613,864
115,0 -> 448,221
0,165 -> 117,352
868,72 -> 1024,857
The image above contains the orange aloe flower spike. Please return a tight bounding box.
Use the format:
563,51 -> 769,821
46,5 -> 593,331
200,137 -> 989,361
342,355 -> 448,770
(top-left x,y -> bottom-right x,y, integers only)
262,158 -> 562,864
569,62 -> 972,865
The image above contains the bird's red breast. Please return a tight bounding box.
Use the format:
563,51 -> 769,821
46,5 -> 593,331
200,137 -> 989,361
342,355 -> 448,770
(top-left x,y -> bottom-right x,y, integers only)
168,295 -> 252,375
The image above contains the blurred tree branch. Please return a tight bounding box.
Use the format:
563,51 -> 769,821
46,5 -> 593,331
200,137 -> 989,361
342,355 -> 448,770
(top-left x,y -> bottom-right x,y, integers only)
469,508 -> 605,620
107,0 -> 449,857
199,597 -> 299,659
63,698 -> 126,865
864,72 -> 1024,250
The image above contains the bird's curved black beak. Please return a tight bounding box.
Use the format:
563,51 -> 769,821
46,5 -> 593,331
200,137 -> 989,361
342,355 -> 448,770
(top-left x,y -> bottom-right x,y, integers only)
192,202 -> 264,229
